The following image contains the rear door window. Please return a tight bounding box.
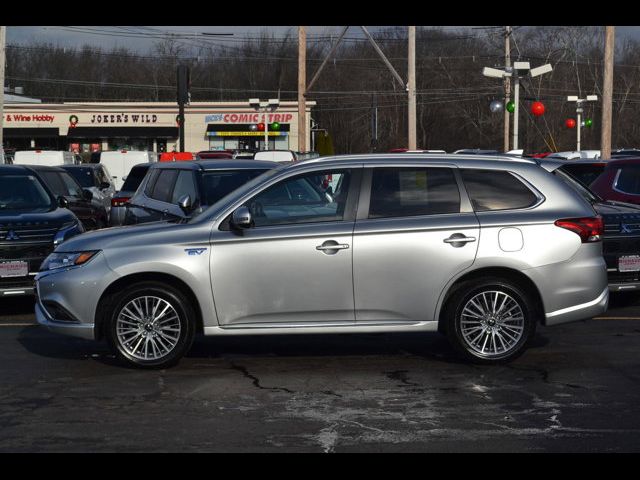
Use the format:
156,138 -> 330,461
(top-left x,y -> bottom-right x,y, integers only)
461,169 -> 539,211
368,167 -> 460,218
615,166 -> 640,195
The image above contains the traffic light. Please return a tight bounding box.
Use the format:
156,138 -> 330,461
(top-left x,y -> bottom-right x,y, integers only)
177,65 -> 190,105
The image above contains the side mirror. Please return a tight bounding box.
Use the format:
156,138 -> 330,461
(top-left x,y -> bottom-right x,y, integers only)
58,196 -> 69,209
177,194 -> 192,213
231,206 -> 253,229
82,189 -> 93,201
99,182 -> 111,190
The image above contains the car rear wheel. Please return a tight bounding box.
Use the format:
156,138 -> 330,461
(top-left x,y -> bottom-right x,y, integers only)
444,277 -> 537,364
105,282 -> 196,368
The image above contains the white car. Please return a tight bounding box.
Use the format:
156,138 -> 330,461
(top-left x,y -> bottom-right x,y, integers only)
13,150 -> 78,166
546,150 -> 601,161
99,150 -> 158,190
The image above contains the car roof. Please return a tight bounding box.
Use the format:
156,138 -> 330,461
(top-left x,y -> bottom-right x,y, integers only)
297,153 -> 537,168
17,164 -> 67,172
0,164 -> 34,174
60,164 -> 102,169
148,159 -> 279,171
601,157 -> 640,166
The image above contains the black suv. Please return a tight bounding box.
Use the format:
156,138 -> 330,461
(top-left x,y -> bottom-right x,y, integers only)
0,165 -> 84,297
27,165 -> 109,230
123,159 -> 278,225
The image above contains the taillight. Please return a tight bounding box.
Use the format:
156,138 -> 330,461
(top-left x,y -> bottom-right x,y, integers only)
554,216 -> 603,243
111,197 -> 130,207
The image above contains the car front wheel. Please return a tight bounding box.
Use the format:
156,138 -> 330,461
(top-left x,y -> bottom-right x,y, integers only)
105,282 -> 196,368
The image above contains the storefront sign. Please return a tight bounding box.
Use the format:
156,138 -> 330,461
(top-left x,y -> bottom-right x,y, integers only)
207,131 -> 289,137
3,114 -> 55,123
90,114 -> 158,124
204,113 -> 294,123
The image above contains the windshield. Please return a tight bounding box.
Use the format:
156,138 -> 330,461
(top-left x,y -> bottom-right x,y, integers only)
200,169 -> 271,207
553,169 -> 600,203
64,167 -> 94,188
0,175 -> 54,212
189,166 -> 283,223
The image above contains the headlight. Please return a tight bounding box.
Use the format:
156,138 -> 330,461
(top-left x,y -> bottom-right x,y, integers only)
53,221 -> 84,246
40,251 -> 100,271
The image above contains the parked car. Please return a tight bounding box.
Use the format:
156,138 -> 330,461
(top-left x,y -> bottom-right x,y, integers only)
538,158 -> 640,292
61,164 -> 117,215
612,149 -> 640,158
122,159 -> 279,225
109,163 -> 154,227
1,165 -> 84,297
13,150 -> 77,167
590,157 -> 640,206
453,149 -> 500,155
253,150 -> 297,163
26,165 -> 109,231
99,150 -> 158,190
550,159 -> 610,188
389,149 -> 447,153
35,153 -> 608,368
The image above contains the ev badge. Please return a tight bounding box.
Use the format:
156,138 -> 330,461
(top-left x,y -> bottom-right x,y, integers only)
184,248 -> 207,256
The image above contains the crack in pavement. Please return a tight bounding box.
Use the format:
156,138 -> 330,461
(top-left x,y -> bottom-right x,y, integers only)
228,362 -> 294,394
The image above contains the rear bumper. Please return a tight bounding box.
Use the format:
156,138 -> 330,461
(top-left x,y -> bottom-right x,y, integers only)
545,287 -> 609,326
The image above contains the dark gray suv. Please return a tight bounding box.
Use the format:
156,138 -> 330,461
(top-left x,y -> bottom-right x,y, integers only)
122,160 -> 278,225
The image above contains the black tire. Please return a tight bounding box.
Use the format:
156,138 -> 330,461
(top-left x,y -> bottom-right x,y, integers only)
104,281 -> 196,369
443,277 -> 538,364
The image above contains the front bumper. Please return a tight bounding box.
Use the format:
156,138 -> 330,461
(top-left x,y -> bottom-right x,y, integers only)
35,252 -> 118,340
1,276 -> 36,297
35,299 -> 95,340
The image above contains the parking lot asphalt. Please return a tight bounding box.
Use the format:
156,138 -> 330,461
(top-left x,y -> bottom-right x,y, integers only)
1,294 -> 640,452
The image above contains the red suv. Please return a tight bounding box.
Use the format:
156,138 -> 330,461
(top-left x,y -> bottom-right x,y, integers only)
590,157 -> 640,205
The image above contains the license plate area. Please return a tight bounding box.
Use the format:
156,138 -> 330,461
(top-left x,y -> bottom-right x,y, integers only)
619,255 -> 640,272
0,261 -> 29,278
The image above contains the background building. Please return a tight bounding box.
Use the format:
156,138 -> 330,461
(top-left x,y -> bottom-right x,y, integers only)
2,101 -> 315,153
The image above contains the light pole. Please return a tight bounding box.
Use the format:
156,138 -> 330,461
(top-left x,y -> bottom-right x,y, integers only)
483,61 -> 553,150
249,98 -> 280,151
567,95 -> 598,151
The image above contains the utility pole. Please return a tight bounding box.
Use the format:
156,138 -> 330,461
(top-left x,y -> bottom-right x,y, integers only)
503,26 -> 511,152
568,95 -> 598,151
371,94 -> 378,152
0,26 -> 6,161
177,65 -> 190,152
408,26 -> 416,150
601,26 -> 615,158
298,26 -> 307,152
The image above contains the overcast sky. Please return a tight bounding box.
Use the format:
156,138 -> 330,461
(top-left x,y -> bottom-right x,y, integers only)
8,26 -> 640,53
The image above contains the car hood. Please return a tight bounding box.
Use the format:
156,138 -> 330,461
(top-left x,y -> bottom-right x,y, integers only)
0,207 -> 77,228
53,218 -> 199,252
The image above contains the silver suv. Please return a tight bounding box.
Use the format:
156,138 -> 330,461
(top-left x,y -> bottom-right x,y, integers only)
35,154 -> 609,368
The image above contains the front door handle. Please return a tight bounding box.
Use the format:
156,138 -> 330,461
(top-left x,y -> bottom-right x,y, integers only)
316,240 -> 350,254
443,234 -> 476,247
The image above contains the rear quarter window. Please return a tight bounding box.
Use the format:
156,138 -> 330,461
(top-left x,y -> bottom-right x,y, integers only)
615,166 -> 640,195
461,169 -> 539,211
